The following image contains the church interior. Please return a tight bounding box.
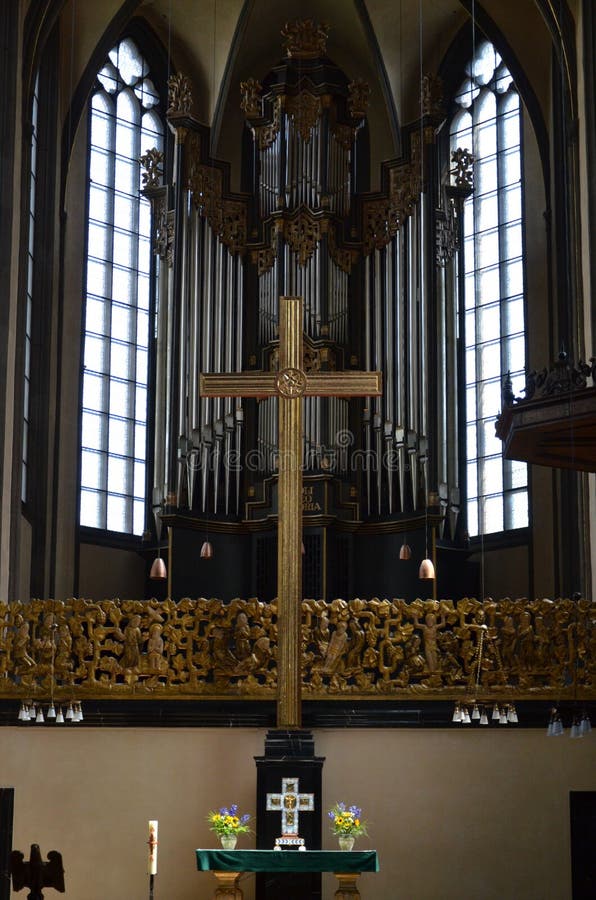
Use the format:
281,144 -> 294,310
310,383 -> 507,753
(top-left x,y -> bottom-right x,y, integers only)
1,1 -> 595,898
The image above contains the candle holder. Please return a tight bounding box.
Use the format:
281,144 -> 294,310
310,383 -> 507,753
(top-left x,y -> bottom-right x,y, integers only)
148,821 -> 158,899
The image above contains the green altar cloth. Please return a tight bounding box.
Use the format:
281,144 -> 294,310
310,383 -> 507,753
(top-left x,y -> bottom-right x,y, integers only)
196,848 -> 379,873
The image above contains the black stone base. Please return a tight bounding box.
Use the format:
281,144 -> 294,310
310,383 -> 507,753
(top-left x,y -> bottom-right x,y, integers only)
255,730 -> 325,900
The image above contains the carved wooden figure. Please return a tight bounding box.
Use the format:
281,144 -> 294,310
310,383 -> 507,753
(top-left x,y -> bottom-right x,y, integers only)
10,843 -> 65,899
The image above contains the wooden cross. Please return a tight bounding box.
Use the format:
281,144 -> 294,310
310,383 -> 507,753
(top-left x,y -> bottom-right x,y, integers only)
266,776 -> 315,847
200,296 -> 382,727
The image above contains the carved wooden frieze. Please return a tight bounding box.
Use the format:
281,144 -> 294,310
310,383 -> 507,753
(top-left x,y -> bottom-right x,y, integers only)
0,596 -> 593,701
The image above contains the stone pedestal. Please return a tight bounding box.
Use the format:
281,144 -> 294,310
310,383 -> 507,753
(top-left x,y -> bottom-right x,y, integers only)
255,730 -> 324,900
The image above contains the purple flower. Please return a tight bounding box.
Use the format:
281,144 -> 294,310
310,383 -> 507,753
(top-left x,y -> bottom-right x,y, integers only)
338,802 -> 346,812
349,806 -> 361,817
328,811 -> 335,819
230,804 -> 238,815
240,813 -> 250,824
219,807 -> 228,816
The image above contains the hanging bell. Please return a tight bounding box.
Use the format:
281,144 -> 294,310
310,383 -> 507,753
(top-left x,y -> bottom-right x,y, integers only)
200,540 -> 214,559
399,543 -> 412,560
418,558 -> 435,579
479,709 -> 489,726
149,556 -> 167,580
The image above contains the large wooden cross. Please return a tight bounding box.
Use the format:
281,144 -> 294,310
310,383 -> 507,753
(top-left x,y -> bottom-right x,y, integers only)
200,296 -> 382,728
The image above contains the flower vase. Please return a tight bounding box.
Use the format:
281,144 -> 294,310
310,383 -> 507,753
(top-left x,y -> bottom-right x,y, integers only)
338,835 -> 355,851
220,835 -> 237,850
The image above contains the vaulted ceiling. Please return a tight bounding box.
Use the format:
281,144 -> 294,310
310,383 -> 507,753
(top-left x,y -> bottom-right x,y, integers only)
49,0 -> 572,186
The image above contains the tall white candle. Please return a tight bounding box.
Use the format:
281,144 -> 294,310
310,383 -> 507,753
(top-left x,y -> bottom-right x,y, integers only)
148,820 -> 158,875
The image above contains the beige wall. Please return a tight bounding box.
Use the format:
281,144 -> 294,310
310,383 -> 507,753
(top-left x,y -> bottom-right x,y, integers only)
2,726 -> 595,899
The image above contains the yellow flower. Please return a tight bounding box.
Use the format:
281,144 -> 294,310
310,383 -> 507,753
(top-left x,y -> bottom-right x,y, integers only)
355,819 -> 360,827
336,816 -> 344,826
231,816 -> 239,827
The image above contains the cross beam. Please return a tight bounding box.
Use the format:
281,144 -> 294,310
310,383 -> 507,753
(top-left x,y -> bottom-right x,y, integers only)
200,296 -> 382,727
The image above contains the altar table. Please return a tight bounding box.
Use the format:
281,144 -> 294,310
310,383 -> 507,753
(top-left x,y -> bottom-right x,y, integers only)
195,848 -> 379,899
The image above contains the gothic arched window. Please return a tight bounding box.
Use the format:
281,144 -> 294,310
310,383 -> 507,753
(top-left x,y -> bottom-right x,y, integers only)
451,41 -> 528,537
79,37 -> 163,535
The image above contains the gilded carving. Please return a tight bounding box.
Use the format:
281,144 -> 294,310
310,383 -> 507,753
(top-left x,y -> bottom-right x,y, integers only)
269,344 -> 335,373
450,147 -> 474,188
252,242 -> 277,275
240,77 -> 262,118
186,134 -> 247,254
421,73 -> 444,120
153,199 -> 174,266
167,73 -> 193,115
362,152 -> 422,254
436,198 -> 458,267
516,351 -> 596,403
284,92 -> 322,143
0,596 -> 594,701
281,19 -> 330,59
331,122 -> 354,151
139,147 -> 164,188
348,79 -> 370,120
282,209 -> 323,266
254,97 -> 282,150
328,225 -> 357,274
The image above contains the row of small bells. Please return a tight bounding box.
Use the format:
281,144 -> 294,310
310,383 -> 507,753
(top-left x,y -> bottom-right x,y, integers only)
547,708 -> 592,738
18,701 -> 83,724
453,702 -> 518,725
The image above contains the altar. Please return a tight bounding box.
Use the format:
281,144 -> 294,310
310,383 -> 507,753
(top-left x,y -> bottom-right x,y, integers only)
195,849 -> 379,899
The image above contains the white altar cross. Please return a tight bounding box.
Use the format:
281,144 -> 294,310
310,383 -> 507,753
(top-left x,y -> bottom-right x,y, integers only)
266,777 -> 315,849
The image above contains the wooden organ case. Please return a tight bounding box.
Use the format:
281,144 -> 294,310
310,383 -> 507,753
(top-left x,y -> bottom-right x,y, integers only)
145,21 -> 471,602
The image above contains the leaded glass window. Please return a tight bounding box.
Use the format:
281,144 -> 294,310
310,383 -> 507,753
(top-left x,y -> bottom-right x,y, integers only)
80,37 -> 162,534
451,41 -> 528,537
